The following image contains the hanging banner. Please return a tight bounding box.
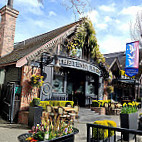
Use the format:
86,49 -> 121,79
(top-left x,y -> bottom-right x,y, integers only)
125,41 -> 139,77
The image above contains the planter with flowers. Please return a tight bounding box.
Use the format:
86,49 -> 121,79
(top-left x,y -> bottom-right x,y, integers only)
91,100 -> 106,115
92,120 -> 117,142
120,102 -> 138,141
30,74 -> 44,88
28,98 -> 42,128
18,113 -> 79,142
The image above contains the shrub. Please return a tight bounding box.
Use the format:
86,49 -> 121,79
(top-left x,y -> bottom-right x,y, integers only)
93,120 -> 108,140
92,100 -> 111,107
92,100 -> 99,107
93,120 -> 117,140
104,120 -> 117,136
32,98 -> 41,107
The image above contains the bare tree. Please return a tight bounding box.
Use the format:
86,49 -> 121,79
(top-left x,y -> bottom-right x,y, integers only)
37,0 -> 90,18
130,11 -> 142,48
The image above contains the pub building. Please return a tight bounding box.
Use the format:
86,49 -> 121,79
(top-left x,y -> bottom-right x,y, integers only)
0,0 -> 106,123
104,51 -> 142,102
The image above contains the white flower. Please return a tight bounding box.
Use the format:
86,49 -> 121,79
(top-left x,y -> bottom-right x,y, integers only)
45,133 -> 49,140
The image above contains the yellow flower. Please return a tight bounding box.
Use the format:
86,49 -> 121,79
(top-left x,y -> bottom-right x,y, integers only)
123,103 -> 127,107
26,137 -> 33,141
128,102 -> 133,106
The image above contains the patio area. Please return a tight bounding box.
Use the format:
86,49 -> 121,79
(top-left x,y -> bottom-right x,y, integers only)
0,107 -> 142,142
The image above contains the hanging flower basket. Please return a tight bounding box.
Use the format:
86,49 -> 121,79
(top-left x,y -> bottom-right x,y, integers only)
30,74 -> 44,88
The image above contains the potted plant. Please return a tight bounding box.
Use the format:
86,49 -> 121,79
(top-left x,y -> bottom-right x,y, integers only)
91,120 -> 117,142
32,98 -> 41,107
18,113 -> 79,142
28,98 -> 42,128
120,102 -> 138,141
30,74 -> 44,88
91,100 -> 106,115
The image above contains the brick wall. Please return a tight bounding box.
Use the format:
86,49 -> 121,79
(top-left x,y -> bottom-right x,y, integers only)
0,6 -> 19,57
18,65 -> 41,124
20,65 -> 41,110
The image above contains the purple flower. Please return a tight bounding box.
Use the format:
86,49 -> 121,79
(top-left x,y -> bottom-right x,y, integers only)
65,128 -> 68,134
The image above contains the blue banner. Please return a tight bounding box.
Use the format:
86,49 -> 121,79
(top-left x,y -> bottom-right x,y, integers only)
125,41 -> 139,77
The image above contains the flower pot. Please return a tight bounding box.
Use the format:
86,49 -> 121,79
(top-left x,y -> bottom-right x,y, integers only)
120,112 -> 138,141
91,107 -> 106,115
17,128 -> 79,142
91,135 -> 115,142
28,106 -> 42,128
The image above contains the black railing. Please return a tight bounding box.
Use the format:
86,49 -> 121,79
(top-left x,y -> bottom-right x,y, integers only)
87,123 -> 142,142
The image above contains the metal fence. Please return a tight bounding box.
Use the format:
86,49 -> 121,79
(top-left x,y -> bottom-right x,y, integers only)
87,123 -> 142,142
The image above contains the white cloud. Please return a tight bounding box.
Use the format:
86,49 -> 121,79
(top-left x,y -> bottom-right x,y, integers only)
15,0 -> 43,8
118,22 -> 130,33
104,16 -> 112,23
96,23 -> 108,30
99,35 -> 131,54
49,11 -> 57,16
99,3 -> 116,12
82,10 -> 99,24
15,0 -> 44,15
120,6 -> 142,17
115,20 -> 120,24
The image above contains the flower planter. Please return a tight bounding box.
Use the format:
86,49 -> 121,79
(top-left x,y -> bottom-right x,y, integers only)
120,112 -> 138,141
18,128 -> 79,142
91,107 -> 105,115
28,106 -> 42,128
91,135 -> 115,142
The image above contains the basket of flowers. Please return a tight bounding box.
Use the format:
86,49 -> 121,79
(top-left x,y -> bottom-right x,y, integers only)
18,113 -> 79,142
30,74 -> 44,88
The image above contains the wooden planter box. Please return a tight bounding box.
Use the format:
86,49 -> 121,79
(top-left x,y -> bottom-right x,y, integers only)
91,107 -> 105,115
120,112 -> 138,141
18,128 -> 79,142
91,135 -> 115,142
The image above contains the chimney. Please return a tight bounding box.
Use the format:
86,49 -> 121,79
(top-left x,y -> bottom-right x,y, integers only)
0,0 -> 19,57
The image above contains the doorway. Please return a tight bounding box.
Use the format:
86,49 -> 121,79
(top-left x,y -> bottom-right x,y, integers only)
67,69 -> 86,106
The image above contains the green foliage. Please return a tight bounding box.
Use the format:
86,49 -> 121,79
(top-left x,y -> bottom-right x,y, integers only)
32,98 -> 41,107
121,102 -> 138,114
27,114 -> 74,141
67,17 -> 105,63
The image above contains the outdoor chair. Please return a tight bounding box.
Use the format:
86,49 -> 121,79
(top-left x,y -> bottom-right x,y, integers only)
74,105 -> 79,118
46,105 -> 55,117
104,103 -> 109,115
111,103 -> 121,115
58,107 -> 70,121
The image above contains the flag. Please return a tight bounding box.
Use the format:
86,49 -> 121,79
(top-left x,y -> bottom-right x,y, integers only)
125,41 -> 139,77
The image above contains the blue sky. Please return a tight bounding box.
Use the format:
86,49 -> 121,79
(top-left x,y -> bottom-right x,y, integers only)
0,0 -> 142,54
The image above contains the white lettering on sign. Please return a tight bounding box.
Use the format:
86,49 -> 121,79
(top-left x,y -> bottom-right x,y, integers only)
58,57 -> 101,76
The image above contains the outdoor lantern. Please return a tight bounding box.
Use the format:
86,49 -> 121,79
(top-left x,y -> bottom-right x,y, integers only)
41,52 -> 53,66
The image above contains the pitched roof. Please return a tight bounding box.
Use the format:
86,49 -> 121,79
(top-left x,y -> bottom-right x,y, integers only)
104,51 -> 125,68
104,49 -> 142,76
0,20 -> 81,66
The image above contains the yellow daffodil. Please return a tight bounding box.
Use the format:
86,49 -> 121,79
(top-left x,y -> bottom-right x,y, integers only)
128,102 -> 133,106
123,103 -> 127,107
